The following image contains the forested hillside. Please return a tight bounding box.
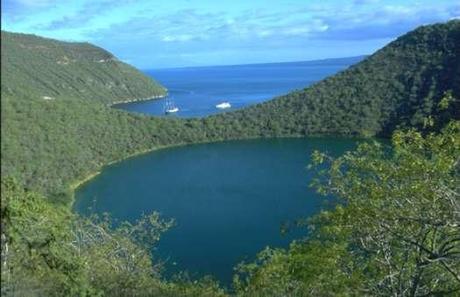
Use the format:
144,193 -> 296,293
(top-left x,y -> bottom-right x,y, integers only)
211,20 -> 460,137
1,31 -> 166,105
1,32 -> 181,202
2,21 -> 459,203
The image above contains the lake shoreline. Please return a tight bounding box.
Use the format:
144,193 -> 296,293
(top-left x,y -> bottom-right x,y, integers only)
69,133 -> 366,209
109,93 -> 168,106
74,135 -> 361,284
69,144 -> 178,208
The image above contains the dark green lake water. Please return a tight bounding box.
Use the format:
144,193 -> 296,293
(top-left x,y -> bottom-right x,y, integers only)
75,138 -> 356,285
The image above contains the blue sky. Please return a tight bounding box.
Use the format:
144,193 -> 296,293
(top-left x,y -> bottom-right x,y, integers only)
2,0 -> 459,69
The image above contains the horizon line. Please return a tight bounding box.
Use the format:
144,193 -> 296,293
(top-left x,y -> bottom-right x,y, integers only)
145,55 -> 369,71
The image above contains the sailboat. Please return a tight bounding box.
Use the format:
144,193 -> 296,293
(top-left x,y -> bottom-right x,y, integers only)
164,97 -> 179,114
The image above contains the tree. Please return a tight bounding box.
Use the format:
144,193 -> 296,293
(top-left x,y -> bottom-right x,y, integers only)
310,121 -> 460,296
1,178 -> 227,296
1,177 -> 91,296
235,120 -> 460,297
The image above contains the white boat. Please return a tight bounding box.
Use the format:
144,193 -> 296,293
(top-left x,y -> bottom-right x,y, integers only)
164,98 -> 179,114
216,102 -> 231,109
165,107 -> 179,114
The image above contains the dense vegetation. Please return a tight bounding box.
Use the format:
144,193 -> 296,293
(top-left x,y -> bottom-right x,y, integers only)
1,177 -> 226,296
3,120 -> 459,296
1,95 -> 214,203
234,120 -> 460,297
209,21 -> 460,137
2,21 -> 459,202
1,21 -> 460,296
1,31 -> 166,105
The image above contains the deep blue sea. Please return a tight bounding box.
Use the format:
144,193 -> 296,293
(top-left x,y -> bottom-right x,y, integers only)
115,56 -> 364,117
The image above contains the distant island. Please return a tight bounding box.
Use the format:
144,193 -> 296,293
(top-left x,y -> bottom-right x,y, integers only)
156,55 -> 367,70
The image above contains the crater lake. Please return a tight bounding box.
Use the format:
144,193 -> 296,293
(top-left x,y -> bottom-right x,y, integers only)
75,138 -> 357,285
76,57 -> 362,285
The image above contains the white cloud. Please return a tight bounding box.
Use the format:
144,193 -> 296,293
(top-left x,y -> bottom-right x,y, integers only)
283,24 -> 328,36
162,34 -> 201,42
353,0 -> 380,5
15,0 -> 56,7
382,5 -> 414,16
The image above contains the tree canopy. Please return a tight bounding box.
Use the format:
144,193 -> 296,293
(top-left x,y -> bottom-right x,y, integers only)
234,120 -> 460,297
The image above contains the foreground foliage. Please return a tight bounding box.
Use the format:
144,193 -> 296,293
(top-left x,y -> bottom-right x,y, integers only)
2,121 -> 458,296
234,121 -> 460,297
1,178 -> 226,297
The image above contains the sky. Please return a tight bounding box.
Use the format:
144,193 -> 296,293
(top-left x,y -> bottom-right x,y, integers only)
2,0 -> 459,69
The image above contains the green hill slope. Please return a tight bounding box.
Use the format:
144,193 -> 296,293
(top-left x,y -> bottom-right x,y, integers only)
1,21 -> 459,202
0,32 -> 182,202
211,20 -> 459,137
1,31 -> 166,105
